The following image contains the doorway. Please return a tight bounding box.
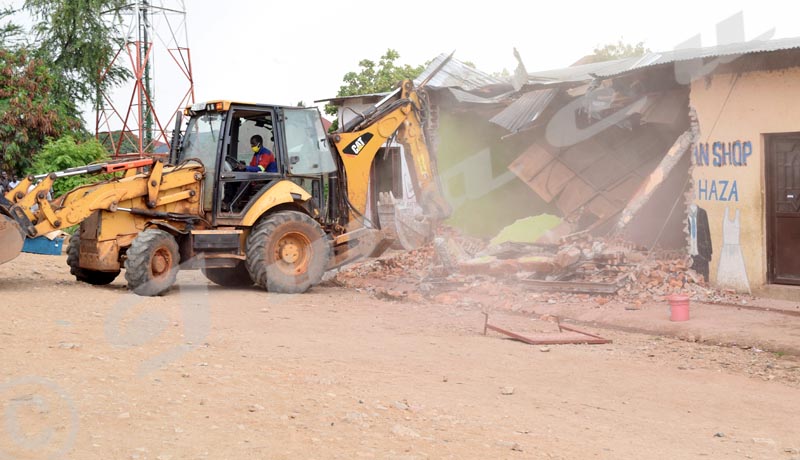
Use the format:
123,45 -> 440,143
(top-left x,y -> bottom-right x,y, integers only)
766,133 -> 800,285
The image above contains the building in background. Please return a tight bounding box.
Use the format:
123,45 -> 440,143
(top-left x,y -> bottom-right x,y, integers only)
323,38 -> 800,296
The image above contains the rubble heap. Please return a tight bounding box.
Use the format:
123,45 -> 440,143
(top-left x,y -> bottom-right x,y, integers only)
333,228 -> 751,307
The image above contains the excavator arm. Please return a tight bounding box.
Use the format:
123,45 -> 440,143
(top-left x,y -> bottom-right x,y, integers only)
396,80 -> 451,221
333,80 -> 450,222
330,78 -> 451,255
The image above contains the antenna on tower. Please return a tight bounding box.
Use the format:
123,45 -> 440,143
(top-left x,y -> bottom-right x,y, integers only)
96,0 -> 195,157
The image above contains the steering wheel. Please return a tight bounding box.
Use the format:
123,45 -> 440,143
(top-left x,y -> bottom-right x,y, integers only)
224,155 -> 241,172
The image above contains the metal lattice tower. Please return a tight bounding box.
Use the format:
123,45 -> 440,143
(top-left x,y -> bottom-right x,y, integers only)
96,0 -> 194,157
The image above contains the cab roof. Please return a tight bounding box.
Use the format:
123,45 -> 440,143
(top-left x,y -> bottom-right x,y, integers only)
187,100 -> 316,112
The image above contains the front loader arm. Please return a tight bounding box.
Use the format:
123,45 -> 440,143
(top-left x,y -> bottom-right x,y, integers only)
1,159 -> 204,238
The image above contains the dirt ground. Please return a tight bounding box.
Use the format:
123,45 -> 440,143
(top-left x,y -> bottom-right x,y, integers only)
1,253 -> 800,460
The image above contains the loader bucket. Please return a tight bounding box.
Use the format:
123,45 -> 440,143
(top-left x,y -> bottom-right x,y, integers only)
0,214 -> 24,265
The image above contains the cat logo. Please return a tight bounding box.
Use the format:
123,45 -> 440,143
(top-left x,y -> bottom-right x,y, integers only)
343,133 -> 374,155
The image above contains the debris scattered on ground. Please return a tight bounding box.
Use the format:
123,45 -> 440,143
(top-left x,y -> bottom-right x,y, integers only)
334,227 -> 753,308
483,312 -> 611,345
500,386 -> 515,395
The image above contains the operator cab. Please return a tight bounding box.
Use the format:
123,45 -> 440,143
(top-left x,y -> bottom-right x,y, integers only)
219,108 -> 278,214
176,102 -> 337,222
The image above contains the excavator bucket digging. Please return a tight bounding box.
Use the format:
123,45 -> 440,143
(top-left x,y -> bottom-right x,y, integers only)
377,192 -> 434,251
393,203 -> 434,250
0,214 -> 25,265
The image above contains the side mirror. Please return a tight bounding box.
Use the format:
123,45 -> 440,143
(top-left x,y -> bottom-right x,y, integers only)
290,156 -> 300,165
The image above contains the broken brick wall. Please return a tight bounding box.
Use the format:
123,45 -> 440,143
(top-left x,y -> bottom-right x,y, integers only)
618,146 -> 692,250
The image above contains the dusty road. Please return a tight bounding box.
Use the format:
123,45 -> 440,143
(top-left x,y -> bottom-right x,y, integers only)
1,253 -> 799,459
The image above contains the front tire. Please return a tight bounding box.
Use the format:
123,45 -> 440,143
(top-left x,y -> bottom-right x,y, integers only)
124,229 -> 180,296
66,232 -> 120,285
246,211 -> 331,293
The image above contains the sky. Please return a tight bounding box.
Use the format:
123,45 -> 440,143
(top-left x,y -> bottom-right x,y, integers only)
8,0 -> 800,131
183,1 -> 800,104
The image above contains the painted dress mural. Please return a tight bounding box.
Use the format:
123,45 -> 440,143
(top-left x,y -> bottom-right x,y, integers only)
715,207 -> 750,293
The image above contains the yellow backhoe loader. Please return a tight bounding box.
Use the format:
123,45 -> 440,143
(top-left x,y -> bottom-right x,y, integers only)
0,76 -> 451,296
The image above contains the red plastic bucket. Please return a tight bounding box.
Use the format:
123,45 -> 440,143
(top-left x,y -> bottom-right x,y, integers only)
667,294 -> 690,321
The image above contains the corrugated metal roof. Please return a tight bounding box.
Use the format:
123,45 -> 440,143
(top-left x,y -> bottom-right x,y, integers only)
489,88 -> 557,133
314,92 -> 389,104
527,57 -> 642,85
597,36 -> 800,78
526,36 -> 800,85
317,53 -> 507,104
445,87 -> 510,104
318,87 -> 510,106
415,53 -> 506,90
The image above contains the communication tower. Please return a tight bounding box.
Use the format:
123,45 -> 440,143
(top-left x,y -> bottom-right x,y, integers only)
96,0 -> 194,156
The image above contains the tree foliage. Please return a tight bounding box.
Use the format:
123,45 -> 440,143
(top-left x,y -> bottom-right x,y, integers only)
492,68 -> 511,80
592,40 -> 649,62
0,48 -> 81,174
24,0 -> 129,110
97,130 -> 141,156
325,49 -> 424,120
0,2 -> 129,177
26,135 -> 110,197
0,6 -> 24,49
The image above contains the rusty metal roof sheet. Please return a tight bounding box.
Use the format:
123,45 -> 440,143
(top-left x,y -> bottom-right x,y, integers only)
489,88 -> 558,133
415,53 -> 506,90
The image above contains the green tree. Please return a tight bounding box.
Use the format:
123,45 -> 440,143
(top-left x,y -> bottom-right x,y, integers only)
592,40 -> 649,62
0,48 -> 81,174
325,49 -> 424,129
97,130 -> 141,156
0,6 -> 24,48
24,0 -> 130,112
26,136 -> 110,197
492,68 -> 511,80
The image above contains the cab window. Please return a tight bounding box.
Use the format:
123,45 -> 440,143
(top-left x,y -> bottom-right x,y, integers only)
283,108 -> 336,175
227,110 -> 276,171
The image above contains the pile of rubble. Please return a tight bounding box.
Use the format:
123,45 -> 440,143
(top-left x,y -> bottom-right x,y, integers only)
333,228 -> 751,307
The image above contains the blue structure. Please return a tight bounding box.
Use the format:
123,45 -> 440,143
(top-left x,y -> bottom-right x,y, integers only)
22,236 -> 65,256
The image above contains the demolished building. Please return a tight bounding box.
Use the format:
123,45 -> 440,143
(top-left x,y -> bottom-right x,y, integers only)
323,37 -> 800,296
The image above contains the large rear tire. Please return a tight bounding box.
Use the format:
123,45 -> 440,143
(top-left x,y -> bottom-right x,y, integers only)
202,262 -> 252,287
124,229 -> 180,296
245,211 -> 331,294
66,233 -> 120,285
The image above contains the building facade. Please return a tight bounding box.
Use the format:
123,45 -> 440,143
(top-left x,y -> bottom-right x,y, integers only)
691,57 -> 800,293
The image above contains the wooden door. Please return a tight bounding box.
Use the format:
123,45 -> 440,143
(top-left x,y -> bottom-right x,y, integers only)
767,134 -> 800,285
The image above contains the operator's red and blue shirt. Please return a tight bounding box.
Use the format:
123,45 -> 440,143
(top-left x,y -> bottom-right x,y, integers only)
246,147 -> 277,172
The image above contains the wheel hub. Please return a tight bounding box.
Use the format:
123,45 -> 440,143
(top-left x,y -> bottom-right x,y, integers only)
151,248 -> 172,277
274,233 -> 311,274
280,241 -> 300,264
